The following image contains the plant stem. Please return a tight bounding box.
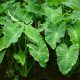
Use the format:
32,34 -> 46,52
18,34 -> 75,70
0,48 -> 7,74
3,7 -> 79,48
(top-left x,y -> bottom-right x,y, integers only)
24,28 -> 28,74
18,41 -> 20,50
10,51 -> 22,75
13,44 -> 17,53
25,60 -> 35,77
35,22 -> 37,28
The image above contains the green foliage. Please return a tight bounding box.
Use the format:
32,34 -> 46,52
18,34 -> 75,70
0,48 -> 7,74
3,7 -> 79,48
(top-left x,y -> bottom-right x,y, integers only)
45,7 -> 63,23
26,3 -> 44,14
67,21 -> 80,46
0,4 -> 7,14
8,5 -> 33,24
0,37 -> 5,51
25,25 -> 49,67
13,50 -> 26,65
62,0 -> 80,10
0,0 -> 80,78
0,18 -> 5,25
0,50 -> 6,63
26,0 -> 36,3
56,43 -> 79,74
27,41 -> 49,67
24,25 -> 42,43
46,0 -> 67,6
3,23 -> 24,49
45,22 -> 66,49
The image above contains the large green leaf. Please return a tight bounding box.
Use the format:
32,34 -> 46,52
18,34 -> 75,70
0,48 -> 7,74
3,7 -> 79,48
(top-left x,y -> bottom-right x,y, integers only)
0,50 -> 6,64
46,0 -> 67,6
27,41 -> 49,67
45,7 -> 63,23
3,23 -> 24,48
25,25 -> 49,67
45,22 -> 66,49
26,3 -> 44,14
62,0 -> 80,10
71,10 -> 80,23
15,9 -> 33,24
13,50 -> 26,65
8,11 -> 19,22
44,7 -> 80,24
8,4 -> 33,24
25,25 -> 42,43
67,21 -> 80,46
56,43 -> 79,75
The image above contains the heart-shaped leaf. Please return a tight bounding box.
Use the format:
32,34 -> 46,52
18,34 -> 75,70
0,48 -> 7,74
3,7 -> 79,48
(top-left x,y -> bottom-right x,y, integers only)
25,25 -> 49,67
3,23 -> 24,49
45,22 -> 66,49
27,41 -> 49,67
56,43 -> 79,75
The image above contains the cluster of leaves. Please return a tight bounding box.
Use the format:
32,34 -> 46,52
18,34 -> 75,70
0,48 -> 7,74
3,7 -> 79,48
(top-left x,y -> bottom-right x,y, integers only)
0,0 -> 80,77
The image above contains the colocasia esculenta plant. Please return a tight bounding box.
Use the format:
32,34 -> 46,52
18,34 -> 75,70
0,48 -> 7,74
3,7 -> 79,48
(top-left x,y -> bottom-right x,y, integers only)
0,0 -> 80,78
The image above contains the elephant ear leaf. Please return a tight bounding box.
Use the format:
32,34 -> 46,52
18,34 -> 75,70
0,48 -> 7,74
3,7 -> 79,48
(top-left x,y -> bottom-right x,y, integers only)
62,0 -> 80,10
45,0 -> 67,6
27,41 -> 49,67
25,25 -> 49,67
0,50 -> 6,64
56,43 -> 79,75
45,7 -> 63,23
26,3 -> 44,14
13,50 -> 26,66
3,23 -> 24,49
24,25 -> 42,43
67,21 -> 80,46
8,11 -> 19,22
45,22 -> 66,49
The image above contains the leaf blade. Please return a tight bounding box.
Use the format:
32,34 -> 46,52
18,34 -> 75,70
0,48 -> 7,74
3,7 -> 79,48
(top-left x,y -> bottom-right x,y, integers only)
56,43 -> 79,75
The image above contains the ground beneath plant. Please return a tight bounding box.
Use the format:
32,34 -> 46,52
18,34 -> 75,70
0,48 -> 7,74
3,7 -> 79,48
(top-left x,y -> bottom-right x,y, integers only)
26,53 -> 80,80
0,51 -> 80,80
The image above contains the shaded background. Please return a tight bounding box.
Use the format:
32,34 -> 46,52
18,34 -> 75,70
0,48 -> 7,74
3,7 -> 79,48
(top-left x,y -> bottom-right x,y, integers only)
0,52 -> 80,80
